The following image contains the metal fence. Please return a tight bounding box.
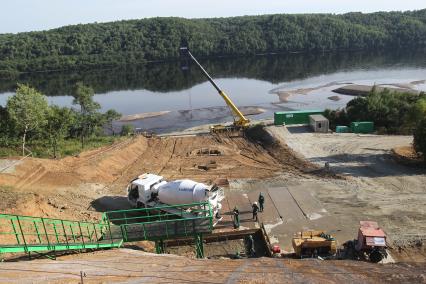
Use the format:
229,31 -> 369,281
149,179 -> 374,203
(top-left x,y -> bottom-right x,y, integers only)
102,202 -> 213,241
0,213 -> 122,254
0,202 -> 213,256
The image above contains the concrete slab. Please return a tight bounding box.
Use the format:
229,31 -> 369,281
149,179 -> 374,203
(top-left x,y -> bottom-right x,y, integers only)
231,183 -> 355,253
268,187 -> 306,222
215,181 -> 356,254
213,187 -> 258,233
0,159 -> 22,174
287,185 -> 328,221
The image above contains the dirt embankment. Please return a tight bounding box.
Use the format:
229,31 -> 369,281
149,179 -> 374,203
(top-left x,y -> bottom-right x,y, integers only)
0,130 -> 310,221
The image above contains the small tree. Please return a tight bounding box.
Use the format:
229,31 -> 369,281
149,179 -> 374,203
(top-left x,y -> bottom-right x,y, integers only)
7,84 -> 49,156
72,83 -> 100,148
0,105 -> 14,142
324,108 -> 349,131
45,106 -> 76,158
103,109 -> 121,135
120,124 -> 135,136
414,118 -> 426,161
408,99 -> 426,128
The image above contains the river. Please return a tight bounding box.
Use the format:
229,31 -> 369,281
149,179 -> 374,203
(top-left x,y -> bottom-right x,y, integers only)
0,50 -> 425,133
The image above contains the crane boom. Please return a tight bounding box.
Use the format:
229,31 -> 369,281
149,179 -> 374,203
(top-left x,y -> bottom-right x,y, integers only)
180,47 -> 250,127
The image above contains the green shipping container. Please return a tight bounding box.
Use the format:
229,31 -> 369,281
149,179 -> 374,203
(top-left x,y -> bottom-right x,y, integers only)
274,110 -> 323,125
335,126 -> 350,133
350,121 -> 374,134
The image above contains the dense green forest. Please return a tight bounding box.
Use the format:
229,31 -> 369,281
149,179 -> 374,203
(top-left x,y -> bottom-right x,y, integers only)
1,10 -> 426,76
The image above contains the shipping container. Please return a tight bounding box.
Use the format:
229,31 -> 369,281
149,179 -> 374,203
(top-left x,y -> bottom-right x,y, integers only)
350,122 -> 374,134
274,110 -> 323,125
335,126 -> 350,133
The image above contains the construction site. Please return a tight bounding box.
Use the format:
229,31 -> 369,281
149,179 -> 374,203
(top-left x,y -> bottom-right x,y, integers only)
0,49 -> 425,283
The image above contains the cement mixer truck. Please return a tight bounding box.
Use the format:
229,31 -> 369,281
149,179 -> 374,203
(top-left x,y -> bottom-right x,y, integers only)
127,173 -> 224,223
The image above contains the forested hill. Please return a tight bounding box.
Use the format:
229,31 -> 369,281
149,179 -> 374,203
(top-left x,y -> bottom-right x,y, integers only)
0,10 -> 425,76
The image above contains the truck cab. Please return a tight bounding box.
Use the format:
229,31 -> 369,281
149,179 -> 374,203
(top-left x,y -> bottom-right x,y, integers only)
127,173 -> 167,207
355,221 -> 388,263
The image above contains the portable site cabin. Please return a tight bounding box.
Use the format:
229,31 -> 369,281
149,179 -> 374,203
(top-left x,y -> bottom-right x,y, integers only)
274,110 -> 323,126
309,114 -> 329,133
336,126 -> 350,133
351,122 -> 374,134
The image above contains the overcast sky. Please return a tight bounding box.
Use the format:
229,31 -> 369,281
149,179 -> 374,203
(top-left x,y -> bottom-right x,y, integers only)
1,0 -> 425,34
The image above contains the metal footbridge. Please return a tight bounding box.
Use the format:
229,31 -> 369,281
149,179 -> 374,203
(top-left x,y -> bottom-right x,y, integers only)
0,202 -> 213,259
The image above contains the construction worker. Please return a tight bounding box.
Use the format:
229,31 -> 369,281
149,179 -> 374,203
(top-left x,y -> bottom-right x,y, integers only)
258,192 -> 265,212
247,235 -> 256,257
233,206 -> 240,229
252,202 -> 259,221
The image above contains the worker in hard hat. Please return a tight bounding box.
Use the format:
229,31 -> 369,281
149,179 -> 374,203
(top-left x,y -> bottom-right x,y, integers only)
258,192 -> 265,212
252,202 -> 259,221
233,206 -> 240,229
247,235 -> 256,257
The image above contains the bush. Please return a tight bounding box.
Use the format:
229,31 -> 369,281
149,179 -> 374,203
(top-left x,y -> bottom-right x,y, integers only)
334,89 -> 426,134
323,109 -> 349,130
120,124 -> 135,136
414,118 -> 426,160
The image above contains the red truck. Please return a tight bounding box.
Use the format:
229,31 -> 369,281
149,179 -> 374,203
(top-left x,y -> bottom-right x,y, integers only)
344,221 -> 388,263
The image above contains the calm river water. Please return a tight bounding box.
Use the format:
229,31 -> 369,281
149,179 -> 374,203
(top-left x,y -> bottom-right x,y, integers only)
0,50 -> 425,132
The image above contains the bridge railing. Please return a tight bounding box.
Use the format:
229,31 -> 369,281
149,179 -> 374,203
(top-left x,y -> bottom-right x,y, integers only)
102,202 -> 213,241
0,213 -> 119,254
0,202 -> 213,255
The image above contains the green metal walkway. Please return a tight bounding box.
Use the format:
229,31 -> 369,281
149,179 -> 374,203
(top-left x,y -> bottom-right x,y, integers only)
0,202 -> 213,258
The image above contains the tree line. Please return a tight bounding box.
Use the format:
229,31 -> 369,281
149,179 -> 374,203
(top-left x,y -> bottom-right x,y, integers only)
0,10 -> 426,76
324,88 -> 426,160
0,84 -> 124,158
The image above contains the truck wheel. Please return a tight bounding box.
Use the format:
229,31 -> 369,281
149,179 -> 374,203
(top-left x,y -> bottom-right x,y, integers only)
369,249 -> 384,263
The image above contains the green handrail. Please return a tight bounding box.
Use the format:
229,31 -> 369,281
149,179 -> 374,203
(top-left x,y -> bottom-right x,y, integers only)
0,201 -> 213,255
104,201 -> 210,215
103,202 -> 211,224
0,213 -> 119,254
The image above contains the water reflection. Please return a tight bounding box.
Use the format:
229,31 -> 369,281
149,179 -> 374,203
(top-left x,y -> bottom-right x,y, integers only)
0,49 -> 425,96
0,50 -> 425,133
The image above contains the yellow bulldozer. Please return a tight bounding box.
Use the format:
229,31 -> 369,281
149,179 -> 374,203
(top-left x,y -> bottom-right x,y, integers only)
292,230 -> 337,258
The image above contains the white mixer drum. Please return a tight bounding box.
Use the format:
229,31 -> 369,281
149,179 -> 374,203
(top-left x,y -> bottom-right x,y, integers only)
158,180 -> 208,205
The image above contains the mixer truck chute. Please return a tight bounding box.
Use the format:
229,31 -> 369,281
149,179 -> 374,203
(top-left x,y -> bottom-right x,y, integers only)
127,173 -> 224,222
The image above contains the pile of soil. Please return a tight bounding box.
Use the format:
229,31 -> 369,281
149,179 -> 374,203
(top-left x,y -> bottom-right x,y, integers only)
392,146 -> 424,167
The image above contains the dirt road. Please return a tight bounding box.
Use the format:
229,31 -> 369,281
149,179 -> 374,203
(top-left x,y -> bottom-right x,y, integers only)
267,126 -> 426,259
